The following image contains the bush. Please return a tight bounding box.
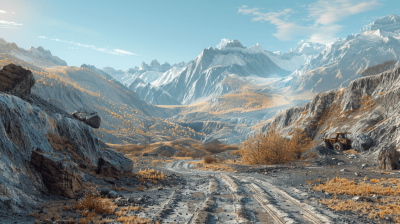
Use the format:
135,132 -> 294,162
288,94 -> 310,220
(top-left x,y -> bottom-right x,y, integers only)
241,128 -> 313,165
204,156 -> 218,164
73,187 -> 116,214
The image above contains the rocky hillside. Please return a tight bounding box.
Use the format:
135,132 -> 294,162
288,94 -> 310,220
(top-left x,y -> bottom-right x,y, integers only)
0,64 -> 132,212
261,66 -> 400,157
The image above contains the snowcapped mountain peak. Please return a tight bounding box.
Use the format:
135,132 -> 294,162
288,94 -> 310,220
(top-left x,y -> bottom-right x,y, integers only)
216,39 -> 245,49
361,14 -> 400,35
289,40 -> 325,55
150,59 -> 161,67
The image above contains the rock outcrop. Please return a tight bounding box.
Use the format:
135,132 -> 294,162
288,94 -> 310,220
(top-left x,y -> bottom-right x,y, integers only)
378,146 -> 399,170
96,149 -> 133,178
351,134 -> 373,152
0,64 -> 35,100
262,67 -> 400,168
30,150 -> 82,198
72,109 -> 101,129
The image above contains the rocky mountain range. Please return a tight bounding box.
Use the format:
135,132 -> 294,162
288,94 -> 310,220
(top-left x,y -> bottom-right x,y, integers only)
270,14 -> 400,98
0,38 -> 67,67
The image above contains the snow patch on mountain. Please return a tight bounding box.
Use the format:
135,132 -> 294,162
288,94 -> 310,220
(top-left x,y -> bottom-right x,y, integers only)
269,14 -> 400,97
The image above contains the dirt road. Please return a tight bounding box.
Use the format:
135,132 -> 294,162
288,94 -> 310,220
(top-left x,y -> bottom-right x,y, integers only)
150,160 -> 343,224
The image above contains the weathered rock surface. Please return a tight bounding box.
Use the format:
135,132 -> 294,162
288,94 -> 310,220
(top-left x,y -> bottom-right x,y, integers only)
0,64 -> 35,100
96,149 -> 133,178
351,134 -> 373,152
262,67 -> 400,166
0,92 -> 109,211
30,150 -> 82,198
72,109 -> 101,129
378,146 -> 399,170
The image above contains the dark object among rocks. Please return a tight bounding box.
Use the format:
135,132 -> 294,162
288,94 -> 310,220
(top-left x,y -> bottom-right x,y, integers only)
72,109 -> 101,129
378,146 -> 399,170
0,63 -> 35,100
30,150 -> 83,198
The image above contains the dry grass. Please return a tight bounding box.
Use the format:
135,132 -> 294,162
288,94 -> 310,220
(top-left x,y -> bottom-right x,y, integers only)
46,133 -> 75,152
204,156 -> 218,164
134,168 -> 165,181
241,128 -> 314,165
315,176 -> 400,222
230,150 -> 241,156
73,187 -> 117,214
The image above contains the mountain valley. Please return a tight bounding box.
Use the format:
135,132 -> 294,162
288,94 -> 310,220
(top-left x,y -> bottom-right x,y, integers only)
2,13 -> 400,224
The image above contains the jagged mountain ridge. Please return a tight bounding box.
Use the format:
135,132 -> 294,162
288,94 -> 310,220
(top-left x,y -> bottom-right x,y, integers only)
127,78 -> 181,105
154,39 -> 290,105
269,14 -> 400,98
265,40 -> 326,72
0,38 -> 67,67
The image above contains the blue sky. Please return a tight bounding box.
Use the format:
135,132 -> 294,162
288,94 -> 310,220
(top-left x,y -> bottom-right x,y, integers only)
0,0 -> 398,70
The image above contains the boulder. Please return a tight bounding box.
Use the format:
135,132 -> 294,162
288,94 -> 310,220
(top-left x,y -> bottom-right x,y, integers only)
72,109 -> 101,129
378,146 -> 399,170
0,64 -> 35,100
30,150 -> 83,198
96,149 -> 133,178
153,145 -> 178,157
351,134 -> 373,152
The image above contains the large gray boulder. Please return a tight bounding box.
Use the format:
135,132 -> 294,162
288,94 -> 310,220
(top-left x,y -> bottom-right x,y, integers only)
96,149 -> 133,178
72,109 -> 101,129
0,64 -> 35,100
30,150 -> 83,198
351,134 -> 373,152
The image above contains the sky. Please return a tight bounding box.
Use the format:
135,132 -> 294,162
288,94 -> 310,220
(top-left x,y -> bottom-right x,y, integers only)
0,0 -> 398,70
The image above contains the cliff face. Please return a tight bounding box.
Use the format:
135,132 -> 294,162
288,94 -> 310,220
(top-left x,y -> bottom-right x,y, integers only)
262,67 -> 400,155
0,93 -> 102,211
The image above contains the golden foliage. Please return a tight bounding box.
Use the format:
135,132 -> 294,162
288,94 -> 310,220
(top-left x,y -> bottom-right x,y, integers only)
73,187 -> 116,214
241,128 -> 313,165
204,156 -> 218,164
135,169 -> 164,181
45,133 -> 75,152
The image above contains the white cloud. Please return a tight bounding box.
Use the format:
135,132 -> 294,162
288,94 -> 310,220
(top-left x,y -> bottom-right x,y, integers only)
0,20 -> 23,29
38,36 -> 137,56
309,0 -> 381,25
238,0 -> 381,44
0,20 -> 22,25
114,49 -> 135,55
0,10 -> 7,13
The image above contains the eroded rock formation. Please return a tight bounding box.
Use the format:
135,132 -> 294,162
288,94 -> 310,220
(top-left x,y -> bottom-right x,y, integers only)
0,63 -> 35,100
97,149 -> 133,178
31,150 -> 83,198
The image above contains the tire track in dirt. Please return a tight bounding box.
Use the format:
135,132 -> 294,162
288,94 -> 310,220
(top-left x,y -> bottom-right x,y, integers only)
248,183 -> 294,224
259,179 -> 331,224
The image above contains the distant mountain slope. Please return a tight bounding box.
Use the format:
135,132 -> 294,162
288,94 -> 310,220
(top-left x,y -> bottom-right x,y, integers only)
270,14 -> 400,97
155,39 -> 290,105
265,40 -> 325,72
127,78 -> 181,105
0,38 -> 67,67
